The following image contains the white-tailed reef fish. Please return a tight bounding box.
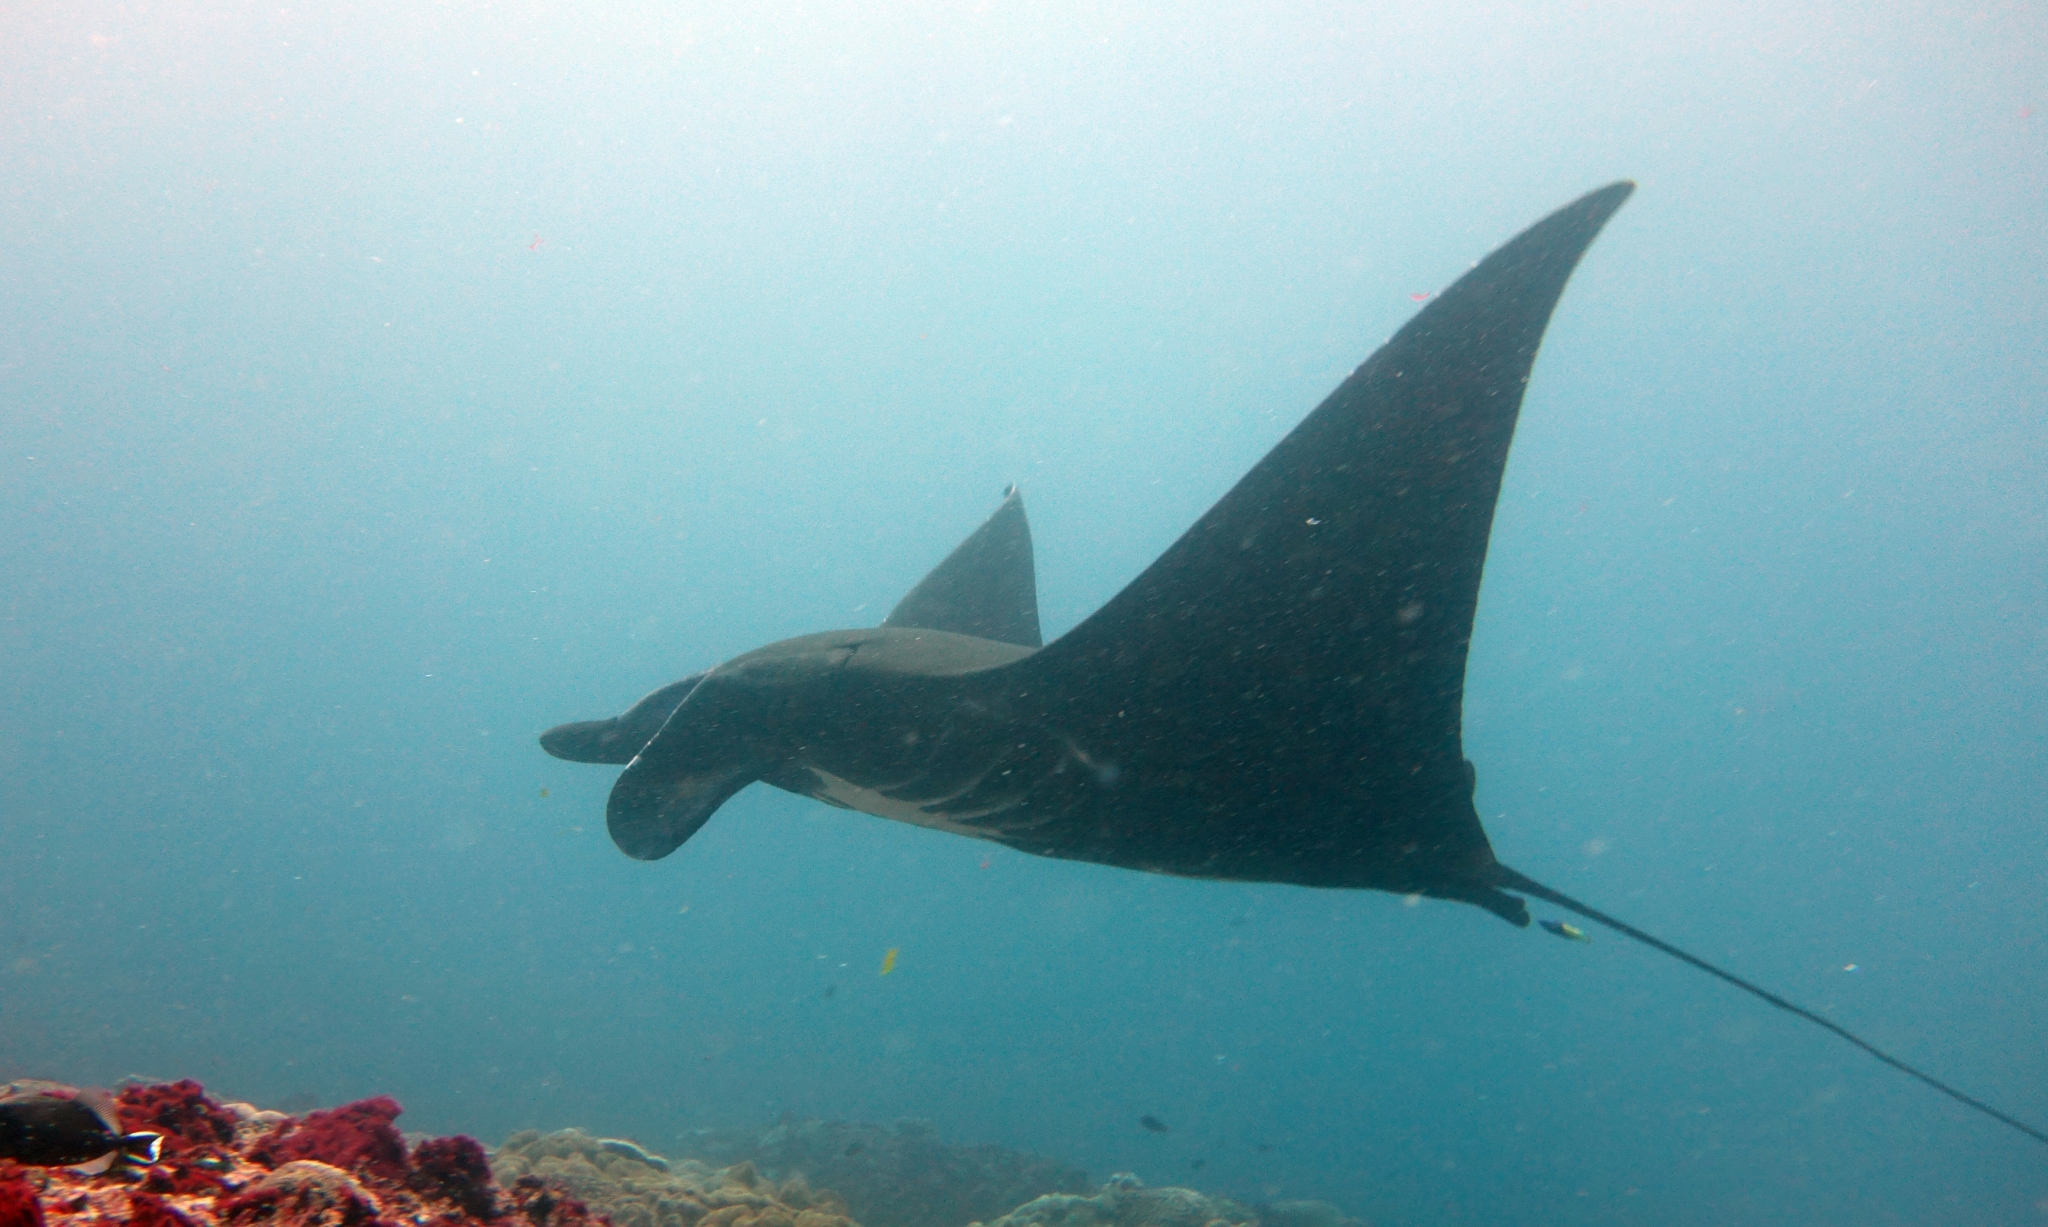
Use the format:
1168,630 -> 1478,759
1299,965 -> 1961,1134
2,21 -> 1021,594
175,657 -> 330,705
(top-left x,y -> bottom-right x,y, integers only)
0,1081 -> 162,1171
540,184 -> 2047,1150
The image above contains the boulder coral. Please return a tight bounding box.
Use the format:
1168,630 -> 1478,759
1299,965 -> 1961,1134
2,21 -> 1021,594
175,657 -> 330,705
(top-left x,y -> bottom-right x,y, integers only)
491,1129 -> 858,1227
963,1178 -> 1365,1227
8,1081 -> 597,1227
672,1119 -> 1090,1227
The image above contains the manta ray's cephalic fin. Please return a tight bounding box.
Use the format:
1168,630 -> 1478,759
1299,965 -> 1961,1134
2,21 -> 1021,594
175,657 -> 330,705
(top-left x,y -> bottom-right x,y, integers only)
540,673 -> 707,765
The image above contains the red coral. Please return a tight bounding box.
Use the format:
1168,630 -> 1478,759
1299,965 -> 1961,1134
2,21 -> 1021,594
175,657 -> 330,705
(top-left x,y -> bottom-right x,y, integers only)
0,1168 -> 44,1227
117,1082 -> 239,1156
126,1193 -> 195,1227
409,1137 -> 497,1221
250,1099 -> 408,1182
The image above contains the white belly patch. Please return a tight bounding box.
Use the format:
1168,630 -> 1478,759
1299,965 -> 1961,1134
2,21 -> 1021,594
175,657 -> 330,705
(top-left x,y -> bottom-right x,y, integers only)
804,767 -> 1022,839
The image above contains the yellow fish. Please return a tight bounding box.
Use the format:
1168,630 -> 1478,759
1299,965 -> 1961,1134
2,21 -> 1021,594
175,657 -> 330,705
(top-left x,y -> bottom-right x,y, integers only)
1540,920 -> 1591,943
879,948 -> 899,976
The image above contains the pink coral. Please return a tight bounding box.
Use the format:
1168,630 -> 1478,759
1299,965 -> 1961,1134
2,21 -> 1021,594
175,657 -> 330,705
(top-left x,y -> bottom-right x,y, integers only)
251,1099 -> 408,1182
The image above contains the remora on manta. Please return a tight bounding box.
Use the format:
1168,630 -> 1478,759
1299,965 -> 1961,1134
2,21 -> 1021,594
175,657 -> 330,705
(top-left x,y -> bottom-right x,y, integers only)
540,183 -> 2046,1148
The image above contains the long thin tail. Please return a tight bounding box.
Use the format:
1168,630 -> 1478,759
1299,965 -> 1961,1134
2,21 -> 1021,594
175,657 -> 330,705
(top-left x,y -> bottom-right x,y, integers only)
1494,863 -> 2048,1148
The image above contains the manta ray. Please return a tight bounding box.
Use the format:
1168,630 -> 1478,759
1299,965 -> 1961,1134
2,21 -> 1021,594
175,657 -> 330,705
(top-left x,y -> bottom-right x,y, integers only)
541,183 -> 2043,1147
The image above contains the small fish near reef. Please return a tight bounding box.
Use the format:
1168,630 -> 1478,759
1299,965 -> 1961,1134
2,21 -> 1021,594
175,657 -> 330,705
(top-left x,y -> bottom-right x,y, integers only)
0,1081 -> 161,1171
879,947 -> 899,976
1541,919 -> 1591,942
1138,1115 -> 1170,1133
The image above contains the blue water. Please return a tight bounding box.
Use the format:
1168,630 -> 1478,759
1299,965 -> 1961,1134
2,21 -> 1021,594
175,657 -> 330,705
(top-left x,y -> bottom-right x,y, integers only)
4,5 -> 2043,1225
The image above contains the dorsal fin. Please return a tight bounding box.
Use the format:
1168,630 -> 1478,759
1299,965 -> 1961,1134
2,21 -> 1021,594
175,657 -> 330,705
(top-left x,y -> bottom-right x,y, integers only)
882,488 -> 1042,648
76,1087 -> 120,1133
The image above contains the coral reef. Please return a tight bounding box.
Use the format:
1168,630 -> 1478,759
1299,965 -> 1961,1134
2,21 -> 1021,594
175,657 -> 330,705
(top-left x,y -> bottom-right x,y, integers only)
671,1120 -> 1090,1227
246,1098 -> 410,1183
963,1178 -> 1364,1227
412,1139 -> 500,1222
10,1084 -> 1362,1227
221,1161 -> 383,1227
118,1083 -> 242,1160
0,1168 -> 46,1227
491,1129 -> 857,1227
10,1081 -> 594,1227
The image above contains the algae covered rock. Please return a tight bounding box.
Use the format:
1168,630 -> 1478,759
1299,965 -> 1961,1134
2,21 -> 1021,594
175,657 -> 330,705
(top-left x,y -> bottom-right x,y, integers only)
493,1128 -> 860,1227
965,1179 -> 1364,1227
221,1160 -> 381,1227
673,1119 -> 1089,1227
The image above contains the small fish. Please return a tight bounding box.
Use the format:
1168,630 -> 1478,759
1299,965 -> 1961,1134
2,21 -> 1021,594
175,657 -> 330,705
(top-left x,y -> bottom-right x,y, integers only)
1189,1158 -> 1206,1171
823,984 -> 837,998
844,1142 -> 866,1157
879,948 -> 898,976
1139,1115 -> 1169,1133
539,788 -> 550,798
0,1082 -> 162,1171
1409,291 -> 1434,302
1254,1143 -> 1273,1153
1540,919 -> 1591,943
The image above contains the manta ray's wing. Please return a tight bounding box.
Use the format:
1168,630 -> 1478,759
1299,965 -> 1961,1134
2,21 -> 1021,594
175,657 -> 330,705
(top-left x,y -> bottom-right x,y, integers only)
1012,183 -> 1634,902
882,487 -> 1042,648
